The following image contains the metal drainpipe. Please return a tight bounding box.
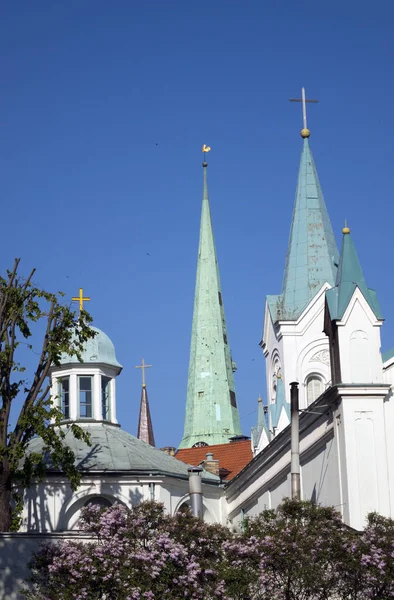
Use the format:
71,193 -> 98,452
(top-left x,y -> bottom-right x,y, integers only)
290,381 -> 301,500
187,466 -> 203,518
241,508 -> 245,533
149,482 -> 155,501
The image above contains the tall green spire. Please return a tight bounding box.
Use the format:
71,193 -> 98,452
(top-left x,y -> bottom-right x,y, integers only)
179,160 -> 242,449
268,136 -> 339,321
326,225 -> 383,321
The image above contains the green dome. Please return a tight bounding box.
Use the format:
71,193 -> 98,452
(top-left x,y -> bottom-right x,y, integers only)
27,423 -> 219,481
60,327 -> 122,369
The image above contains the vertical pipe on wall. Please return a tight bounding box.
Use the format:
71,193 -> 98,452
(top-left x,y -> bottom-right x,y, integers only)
149,482 -> 155,501
290,381 -> 301,500
187,467 -> 203,518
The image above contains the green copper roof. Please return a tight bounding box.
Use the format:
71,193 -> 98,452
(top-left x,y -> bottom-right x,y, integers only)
27,423 -> 219,482
326,230 -> 383,321
251,398 -> 271,448
268,138 -> 339,321
382,348 -> 394,363
60,326 -> 122,370
269,376 -> 290,430
179,163 -> 242,449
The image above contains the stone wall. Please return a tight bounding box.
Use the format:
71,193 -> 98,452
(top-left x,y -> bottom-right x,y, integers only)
0,531 -> 92,600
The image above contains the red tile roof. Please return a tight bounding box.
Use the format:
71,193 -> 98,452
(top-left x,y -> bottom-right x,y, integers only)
176,440 -> 253,481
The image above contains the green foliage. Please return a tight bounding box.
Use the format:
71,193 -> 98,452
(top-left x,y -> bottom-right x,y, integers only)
0,259 -> 95,530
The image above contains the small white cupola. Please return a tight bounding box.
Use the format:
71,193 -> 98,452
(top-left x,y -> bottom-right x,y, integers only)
50,327 -> 122,425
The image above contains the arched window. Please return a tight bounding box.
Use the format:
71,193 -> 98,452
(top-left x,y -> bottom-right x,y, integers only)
306,375 -> 323,405
84,497 -> 112,509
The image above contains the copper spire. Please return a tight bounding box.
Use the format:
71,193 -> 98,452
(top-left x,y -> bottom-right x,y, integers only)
136,359 -> 155,446
137,384 -> 155,446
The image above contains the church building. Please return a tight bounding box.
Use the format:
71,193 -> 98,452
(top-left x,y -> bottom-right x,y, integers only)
20,327 -> 223,532
176,95 -> 394,533
5,89 -> 394,553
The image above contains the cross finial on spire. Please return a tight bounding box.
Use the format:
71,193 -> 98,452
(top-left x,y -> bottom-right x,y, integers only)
289,87 -> 318,138
72,288 -> 91,315
135,358 -> 152,388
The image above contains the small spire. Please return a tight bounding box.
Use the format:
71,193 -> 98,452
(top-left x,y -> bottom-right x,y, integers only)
136,358 -> 155,445
257,396 -> 264,424
325,226 -> 383,321
137,384 -> 155,446
270,376 -> 290,430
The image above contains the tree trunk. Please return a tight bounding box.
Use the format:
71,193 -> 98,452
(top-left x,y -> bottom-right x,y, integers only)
0,460 -> 12,531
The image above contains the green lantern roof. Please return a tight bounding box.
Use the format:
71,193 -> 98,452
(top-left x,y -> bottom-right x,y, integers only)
60,326 -> 122,369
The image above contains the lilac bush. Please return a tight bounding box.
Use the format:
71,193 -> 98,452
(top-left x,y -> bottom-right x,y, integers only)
222,499 -> 355,600
24,499 -> 394,600
340,512 -> 394,599
24,501 -> 230,600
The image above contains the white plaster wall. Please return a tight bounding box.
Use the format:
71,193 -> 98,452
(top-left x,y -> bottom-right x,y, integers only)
383,391 -> 394,518
22,477 -> 156,532
300,432 -> 340,508
0,532 -> 95,600
262,302 -> 284,408
263,286 -> 332,429
269,475 -> 289,507
339,390 -> 391,530
227,407 -> 338,523
228,385 -> 391,531
383,360 -> 394,386
337,292 -> 383,384
280,287 -> 331,409
21,475 -> 223,532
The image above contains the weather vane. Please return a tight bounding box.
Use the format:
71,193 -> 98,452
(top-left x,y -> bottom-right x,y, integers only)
202,144 -> 211,166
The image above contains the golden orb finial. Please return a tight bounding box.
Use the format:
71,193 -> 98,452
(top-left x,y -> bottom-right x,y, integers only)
342,219 -> 350,235
301,128 -> 310,138
258,396 -> 262,403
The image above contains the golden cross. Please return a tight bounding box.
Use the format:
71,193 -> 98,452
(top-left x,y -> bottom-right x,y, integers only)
72,287 -> 91,314
289,87 -> 318,131
135,358 -> 152,388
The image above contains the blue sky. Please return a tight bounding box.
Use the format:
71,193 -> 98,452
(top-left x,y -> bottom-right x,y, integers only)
2,1 -> 394,447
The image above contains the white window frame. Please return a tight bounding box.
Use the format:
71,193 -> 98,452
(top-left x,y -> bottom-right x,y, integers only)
306,374 -> 324,405
78,375 -> 94,419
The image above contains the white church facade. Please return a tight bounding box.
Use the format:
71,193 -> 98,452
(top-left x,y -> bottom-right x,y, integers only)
228,127 -> 394,533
